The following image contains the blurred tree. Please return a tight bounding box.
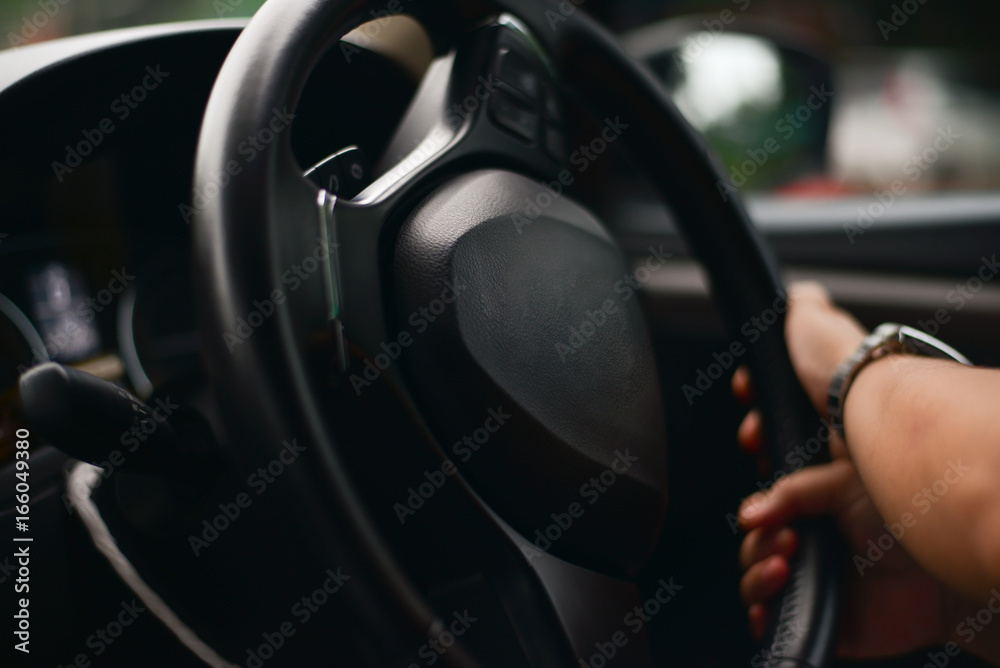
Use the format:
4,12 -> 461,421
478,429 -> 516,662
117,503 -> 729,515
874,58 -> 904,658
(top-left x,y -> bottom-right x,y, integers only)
1,0 -> 267,50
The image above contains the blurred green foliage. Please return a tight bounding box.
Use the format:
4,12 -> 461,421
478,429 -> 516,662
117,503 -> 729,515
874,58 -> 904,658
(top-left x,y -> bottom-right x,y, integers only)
0,0 -> 267,49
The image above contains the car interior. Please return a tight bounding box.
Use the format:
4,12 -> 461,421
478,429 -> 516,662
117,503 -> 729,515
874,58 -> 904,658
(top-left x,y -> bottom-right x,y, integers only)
1,0 -> 998,666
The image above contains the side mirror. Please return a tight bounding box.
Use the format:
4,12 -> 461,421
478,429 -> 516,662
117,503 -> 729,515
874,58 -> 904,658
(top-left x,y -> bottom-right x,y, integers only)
624,17 -> 834,192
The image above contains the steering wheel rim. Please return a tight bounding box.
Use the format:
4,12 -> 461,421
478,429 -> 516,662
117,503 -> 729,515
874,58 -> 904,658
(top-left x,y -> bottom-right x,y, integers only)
193,1 -> 843,666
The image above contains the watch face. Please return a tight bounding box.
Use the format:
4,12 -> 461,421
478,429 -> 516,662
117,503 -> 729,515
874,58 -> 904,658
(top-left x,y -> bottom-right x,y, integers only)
896,324 -> 973,365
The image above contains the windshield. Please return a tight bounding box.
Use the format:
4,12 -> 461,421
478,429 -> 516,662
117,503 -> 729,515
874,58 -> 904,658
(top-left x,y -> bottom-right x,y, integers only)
607,1 -> 1000,196
4,0 -> 1000,196
1,0 -> 265,46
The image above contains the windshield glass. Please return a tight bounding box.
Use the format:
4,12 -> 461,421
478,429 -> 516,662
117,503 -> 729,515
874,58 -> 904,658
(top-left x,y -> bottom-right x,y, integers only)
1,0 -> 265,47
605,1 -> 1000,196
4,0 -> 1000,196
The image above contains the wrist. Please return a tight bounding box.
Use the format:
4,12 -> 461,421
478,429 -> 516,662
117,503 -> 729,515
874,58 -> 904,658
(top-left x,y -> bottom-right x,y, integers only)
838,353 -> 897,455
827,323 -> 972,445
817,337 -> 865,409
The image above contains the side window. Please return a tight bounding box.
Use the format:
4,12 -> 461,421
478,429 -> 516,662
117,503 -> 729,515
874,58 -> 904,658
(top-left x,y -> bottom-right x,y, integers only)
613,1 -> 1000,199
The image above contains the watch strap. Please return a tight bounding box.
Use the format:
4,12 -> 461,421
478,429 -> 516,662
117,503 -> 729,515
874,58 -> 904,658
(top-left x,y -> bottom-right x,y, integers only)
827,323 -> 972,441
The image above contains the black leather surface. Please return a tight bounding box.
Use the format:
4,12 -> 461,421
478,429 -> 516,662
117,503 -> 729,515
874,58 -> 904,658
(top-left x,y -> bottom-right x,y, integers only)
393,170 -> 667,577
193,0 -> 842,665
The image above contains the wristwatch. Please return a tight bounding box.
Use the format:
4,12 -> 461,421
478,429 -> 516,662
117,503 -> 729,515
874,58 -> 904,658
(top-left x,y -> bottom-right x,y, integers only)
827,322 -> 972,441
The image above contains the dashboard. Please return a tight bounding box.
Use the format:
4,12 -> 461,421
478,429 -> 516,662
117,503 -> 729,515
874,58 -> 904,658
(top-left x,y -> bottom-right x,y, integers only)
3,17 -> 1000,470
0,21 -> 418,465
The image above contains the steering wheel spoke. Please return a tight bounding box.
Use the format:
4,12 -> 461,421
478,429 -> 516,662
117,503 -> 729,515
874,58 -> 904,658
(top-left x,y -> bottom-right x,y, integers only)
506,529 -> 657,667
422,517 -> 658,667
351,15 -> 567,211
350,397 -> 656,667
323,18 -> 573,386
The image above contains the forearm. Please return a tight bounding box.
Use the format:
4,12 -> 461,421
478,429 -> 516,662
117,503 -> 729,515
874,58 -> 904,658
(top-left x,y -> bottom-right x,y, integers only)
844,355 -> 1000,599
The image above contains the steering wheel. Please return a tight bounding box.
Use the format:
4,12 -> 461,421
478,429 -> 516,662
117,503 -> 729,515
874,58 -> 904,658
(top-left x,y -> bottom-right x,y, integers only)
193,0 -> 842,665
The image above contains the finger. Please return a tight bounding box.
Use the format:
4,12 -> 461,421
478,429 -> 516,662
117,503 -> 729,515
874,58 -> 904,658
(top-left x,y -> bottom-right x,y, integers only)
740,554 -> 790,607
738,409 -> 763,455
738,458 -> 857,531
748,603 -> 767,641
788,281 -> 831,304
731,366 -> 753,404
739,526 -> 798,571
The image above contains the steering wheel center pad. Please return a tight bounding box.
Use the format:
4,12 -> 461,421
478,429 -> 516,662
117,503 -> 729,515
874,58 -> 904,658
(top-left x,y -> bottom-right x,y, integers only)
392,169 -> 668,577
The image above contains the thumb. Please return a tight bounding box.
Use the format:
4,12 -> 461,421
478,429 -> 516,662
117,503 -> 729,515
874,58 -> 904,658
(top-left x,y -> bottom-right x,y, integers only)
739,458 -> 858,531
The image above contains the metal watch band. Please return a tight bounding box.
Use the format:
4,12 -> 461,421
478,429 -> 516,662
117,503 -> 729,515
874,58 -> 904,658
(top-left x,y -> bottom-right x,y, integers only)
827,322 -> 972,441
